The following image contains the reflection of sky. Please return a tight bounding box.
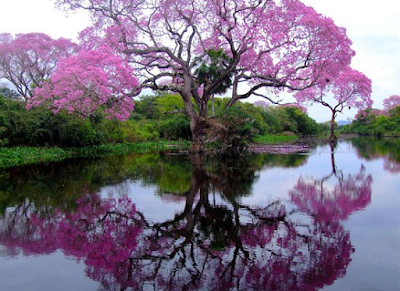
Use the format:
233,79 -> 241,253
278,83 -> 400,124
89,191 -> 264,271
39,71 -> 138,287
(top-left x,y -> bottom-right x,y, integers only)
247,141 -> 400,290
323,172 -> 400,291
99,182 -> 189,223
0,251 -> 97,291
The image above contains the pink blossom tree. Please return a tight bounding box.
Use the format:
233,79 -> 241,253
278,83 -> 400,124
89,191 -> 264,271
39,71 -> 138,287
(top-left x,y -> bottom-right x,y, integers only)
48,0 -> 356,151
0,33 -> 77,101
29,47 -> 140,120
383,95 -> 400,112
295,67 -> 372,143
354,108 -> 387,122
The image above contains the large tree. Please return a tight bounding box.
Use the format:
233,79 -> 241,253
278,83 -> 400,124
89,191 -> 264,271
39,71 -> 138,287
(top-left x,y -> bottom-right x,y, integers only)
0,33 -> 77,101
35,0 -> 356,151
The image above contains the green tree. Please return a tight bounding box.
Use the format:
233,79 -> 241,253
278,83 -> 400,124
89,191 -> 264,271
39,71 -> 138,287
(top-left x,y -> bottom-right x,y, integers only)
194,49 -> 233,117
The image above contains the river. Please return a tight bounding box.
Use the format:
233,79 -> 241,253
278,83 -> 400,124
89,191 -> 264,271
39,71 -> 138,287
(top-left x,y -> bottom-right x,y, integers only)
0,137 -> 399,291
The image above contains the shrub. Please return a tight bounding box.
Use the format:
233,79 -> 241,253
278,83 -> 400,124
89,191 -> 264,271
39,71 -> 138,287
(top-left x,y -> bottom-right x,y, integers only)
159,115 -> 191,140
207,105 -> 258,150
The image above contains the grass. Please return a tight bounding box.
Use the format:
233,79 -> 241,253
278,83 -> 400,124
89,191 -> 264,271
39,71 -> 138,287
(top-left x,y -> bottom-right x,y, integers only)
0,147 -> 69,168
253,134 -> 299,144
0,141 -> 190,169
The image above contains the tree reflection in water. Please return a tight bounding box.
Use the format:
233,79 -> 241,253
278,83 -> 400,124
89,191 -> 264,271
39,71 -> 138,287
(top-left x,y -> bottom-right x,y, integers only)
0,151 -> 371,291
350,137 -> 400,173
290,141 -> 372,223
289,162 -> 372,221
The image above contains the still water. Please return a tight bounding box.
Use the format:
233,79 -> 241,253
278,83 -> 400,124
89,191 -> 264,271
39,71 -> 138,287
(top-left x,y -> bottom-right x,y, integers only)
0,137 -> 399,291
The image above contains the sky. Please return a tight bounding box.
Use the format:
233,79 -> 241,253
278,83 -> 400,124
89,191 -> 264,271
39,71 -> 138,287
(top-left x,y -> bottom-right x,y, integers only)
0,0 -> 399,122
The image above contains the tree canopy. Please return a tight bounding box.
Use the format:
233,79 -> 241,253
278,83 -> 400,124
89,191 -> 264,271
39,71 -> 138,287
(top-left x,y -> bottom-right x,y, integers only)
0,33 -> 77,101
383,95 -> 400,112
30,46 -> 140,120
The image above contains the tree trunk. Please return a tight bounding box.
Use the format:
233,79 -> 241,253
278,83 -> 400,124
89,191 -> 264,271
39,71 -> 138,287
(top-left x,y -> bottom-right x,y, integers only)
330,111 -> 337,145
211,94 -> 215,117
183,97 -> 208,153
330,146 -> 337,175
190,119 -> 207,153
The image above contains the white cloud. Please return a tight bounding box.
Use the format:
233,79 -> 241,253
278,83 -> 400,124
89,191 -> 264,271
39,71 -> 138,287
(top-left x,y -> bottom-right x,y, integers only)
0,0 -> 90,40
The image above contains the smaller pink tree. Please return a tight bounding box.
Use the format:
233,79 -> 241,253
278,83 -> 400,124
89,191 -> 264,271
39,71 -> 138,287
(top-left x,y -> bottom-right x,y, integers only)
0,33 -> 77,101
29,47 -> 140,120
383,95 -> 400,112
354,108 -> 387,122
295,67 -> 372,142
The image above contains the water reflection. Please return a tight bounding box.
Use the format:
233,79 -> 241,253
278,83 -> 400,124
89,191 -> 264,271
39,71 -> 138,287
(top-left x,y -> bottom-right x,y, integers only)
0,153 -> 308,215
0,149 -> 368,291
350,137 -> 400,173
290,151 -> 372,221
0,197 -> 353,290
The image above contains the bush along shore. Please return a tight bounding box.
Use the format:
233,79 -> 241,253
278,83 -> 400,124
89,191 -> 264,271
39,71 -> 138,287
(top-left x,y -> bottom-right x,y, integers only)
0,92 -> 327,168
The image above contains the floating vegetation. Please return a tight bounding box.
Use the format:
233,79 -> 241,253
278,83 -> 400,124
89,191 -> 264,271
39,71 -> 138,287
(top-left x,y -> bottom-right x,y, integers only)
249,144 -> 310,154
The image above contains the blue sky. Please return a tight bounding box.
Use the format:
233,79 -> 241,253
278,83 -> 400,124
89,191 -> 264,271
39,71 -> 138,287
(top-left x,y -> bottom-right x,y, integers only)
0,0 -> 399,122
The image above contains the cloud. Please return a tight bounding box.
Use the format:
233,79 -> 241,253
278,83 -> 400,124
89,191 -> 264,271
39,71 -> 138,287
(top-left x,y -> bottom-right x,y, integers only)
0,0 -> 90,40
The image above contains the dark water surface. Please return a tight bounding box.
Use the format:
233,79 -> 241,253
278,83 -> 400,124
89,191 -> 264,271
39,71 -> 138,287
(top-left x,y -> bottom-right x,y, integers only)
0,137 -> 399,291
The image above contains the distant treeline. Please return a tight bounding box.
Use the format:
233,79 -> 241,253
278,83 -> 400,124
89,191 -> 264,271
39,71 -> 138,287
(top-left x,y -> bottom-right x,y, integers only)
0,91 -> 324,148
341,107 -> 400,137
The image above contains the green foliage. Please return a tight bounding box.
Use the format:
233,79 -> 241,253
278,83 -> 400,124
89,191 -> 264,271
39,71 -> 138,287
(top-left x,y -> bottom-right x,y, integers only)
201,99 -> 319,149
342,107 -> 400,136
0,146 -> 69,168
281,107 -> 319,135
133,95 -> 159,119
259,109 -> 283,134
0,98 -> 104,147
239,102 -> 269,134
0,91 -> 322,149
154,93 -> 186,114
132,94 -> 190,141
159,115 -> 191,140
57,114 -> 101,147
0,97 -> 9,146
206,105 -> 258,150
194,48 -> 233,96
247,104 -> 321,136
